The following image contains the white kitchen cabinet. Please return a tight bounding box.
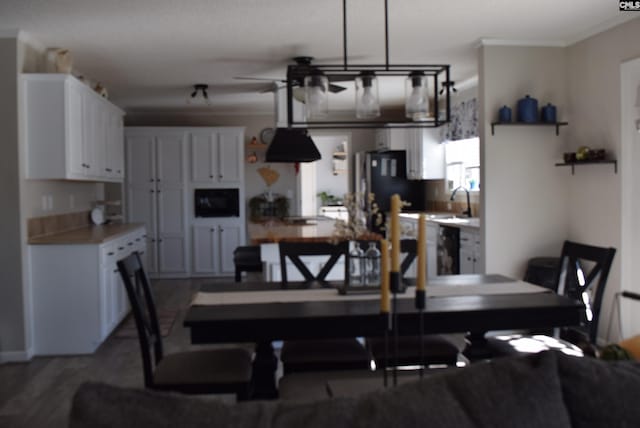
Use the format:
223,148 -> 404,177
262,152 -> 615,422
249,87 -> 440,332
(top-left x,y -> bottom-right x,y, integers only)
30,227 -> 146,355
375,128 -> 406,151
426,222 -> 438,278
190,128 -> 244,184
22,74 -> 125,182
406,128 -> 446,180
459,229 -> 482,274
126,129 -> 188,277
192,221 -> 242,276
374,128 -> 445,180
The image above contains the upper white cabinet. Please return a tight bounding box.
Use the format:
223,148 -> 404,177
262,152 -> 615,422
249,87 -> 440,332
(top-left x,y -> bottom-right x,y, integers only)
374,128 -> 445,180
22,74 -> 125,182
190,128 -> 243,184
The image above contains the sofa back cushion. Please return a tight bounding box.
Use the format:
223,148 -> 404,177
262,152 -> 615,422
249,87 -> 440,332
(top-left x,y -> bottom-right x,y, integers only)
69,351 -> 640,428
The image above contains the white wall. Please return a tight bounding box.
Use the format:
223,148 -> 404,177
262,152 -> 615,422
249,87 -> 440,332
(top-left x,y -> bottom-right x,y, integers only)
311,134 -> 349,203
480,45 -> 569,278
565,17 -> 640,341
0,35 -> 26,360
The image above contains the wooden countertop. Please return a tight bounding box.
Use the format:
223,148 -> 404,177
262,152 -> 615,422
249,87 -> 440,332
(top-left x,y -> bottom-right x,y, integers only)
28,223 -> 145,245
248,218 -> 341,244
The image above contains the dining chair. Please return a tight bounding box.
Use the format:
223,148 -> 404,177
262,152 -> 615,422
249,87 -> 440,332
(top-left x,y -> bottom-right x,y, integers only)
487,240 -> 616,357
117,252 -> 253,399
277,241 -> 372,374
365,239 -> 466,369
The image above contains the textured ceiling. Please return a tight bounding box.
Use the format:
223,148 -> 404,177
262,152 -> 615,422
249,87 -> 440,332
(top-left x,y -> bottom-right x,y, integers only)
0,0 -> 634,114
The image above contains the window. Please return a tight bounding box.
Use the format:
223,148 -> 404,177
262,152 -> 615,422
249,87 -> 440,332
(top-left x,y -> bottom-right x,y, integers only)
445,137 -> 480,191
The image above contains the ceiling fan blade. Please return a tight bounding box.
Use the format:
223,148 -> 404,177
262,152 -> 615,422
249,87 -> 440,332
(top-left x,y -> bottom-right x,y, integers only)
234,76 -> 285,82
329,84 -> 347,93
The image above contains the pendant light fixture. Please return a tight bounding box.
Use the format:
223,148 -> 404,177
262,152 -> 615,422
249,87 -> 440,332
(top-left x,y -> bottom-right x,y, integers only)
304,71 -> 329,118
284,0 -> 451,128
405,71 -> 429,121
355,71 -> 380,118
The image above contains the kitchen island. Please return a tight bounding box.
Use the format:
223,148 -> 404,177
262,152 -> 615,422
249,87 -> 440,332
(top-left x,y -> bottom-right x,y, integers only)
249,216 -> 347,282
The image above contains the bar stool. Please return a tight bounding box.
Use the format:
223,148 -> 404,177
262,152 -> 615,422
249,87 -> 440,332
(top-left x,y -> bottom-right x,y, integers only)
233,245 -> 263,282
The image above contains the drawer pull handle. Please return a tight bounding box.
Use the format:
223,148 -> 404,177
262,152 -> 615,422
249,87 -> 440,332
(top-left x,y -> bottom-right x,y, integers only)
107,252 -> 115,256
118,247 -> 124,250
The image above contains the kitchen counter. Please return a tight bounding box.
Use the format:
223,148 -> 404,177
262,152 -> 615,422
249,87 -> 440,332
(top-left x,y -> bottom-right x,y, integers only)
248,217 -> 341,244
400,212 -> 480,230
28,223 -> 145,245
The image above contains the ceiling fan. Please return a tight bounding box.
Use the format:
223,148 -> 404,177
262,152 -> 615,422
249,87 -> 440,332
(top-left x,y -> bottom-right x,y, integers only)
234,56 -> 348,94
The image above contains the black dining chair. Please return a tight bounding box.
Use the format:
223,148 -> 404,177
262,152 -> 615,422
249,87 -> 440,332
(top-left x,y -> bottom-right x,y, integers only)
365,239 -> 467,369
277,241 -> 373,374
487,240 -> 616,357
117,252 -> 253,400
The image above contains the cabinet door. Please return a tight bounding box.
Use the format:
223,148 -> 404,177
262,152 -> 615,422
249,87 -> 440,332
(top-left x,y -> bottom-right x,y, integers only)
156,133 -> 186,185
459,247 -> 475,274
82,93 -> 99,177
106,110 -> 124,180
190,132 -> 215,182
192,226 -> 216,274
126,134 -> 156,185
217,130 -> 242,184
157,236 -> 187,273
218,223 -> 241,274
66,80 -> 86,177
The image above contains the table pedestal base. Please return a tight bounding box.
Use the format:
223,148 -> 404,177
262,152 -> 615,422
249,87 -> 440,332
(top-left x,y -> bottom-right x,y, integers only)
250,341 -> 279,399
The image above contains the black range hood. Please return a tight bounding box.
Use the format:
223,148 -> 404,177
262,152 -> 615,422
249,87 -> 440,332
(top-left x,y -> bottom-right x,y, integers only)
265,128 -> 321,163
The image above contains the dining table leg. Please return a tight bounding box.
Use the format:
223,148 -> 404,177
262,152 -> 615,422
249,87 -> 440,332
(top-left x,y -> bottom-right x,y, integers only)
250,341 -> 279,399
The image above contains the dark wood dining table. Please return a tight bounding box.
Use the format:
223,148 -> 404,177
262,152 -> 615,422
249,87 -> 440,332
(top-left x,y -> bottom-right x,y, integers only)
184,274 -> 583,398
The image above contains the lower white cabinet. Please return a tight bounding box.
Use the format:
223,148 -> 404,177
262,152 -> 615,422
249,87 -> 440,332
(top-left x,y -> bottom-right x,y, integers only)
192,222 -> 242,276
460,229 -> 482,274
30,227 -> 146,355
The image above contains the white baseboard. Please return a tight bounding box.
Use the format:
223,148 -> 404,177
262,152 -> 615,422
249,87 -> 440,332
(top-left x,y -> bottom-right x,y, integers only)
0,349 -> 33,364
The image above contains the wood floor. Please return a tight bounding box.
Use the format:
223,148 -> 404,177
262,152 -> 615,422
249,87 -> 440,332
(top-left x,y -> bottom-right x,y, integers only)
0,277 -> 253,428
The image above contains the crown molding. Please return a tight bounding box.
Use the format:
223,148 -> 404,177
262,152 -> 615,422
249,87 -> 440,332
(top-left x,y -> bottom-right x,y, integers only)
565,14 -> 640,46
478,38 -> 567,48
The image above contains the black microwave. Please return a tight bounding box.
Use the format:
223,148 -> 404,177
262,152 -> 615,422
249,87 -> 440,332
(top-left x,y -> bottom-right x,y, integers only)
194,189 -> 240,217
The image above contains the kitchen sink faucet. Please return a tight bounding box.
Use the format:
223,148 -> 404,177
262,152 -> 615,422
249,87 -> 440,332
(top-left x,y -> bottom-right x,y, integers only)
450,186 -> 472,217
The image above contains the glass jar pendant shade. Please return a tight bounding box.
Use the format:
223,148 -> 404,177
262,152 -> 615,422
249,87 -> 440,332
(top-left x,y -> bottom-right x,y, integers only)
405,72 -> 429,121
355,72 -> 380,119
304,73 -> 329,119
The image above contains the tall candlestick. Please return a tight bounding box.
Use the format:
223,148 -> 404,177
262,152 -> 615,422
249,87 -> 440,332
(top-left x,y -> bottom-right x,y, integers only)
417,213 -> 426,291
390,194 -> 401,272
380,239 -> 390,313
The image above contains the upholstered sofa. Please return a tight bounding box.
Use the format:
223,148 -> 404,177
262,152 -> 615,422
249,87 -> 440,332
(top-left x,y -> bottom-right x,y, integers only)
69,351 -> 640,428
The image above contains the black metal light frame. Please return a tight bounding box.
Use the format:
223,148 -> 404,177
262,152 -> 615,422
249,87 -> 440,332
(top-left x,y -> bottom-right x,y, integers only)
285,0 -> 452,129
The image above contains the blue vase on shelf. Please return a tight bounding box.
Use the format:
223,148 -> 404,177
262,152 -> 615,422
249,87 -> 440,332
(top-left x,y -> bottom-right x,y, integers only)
517,95 -> 538,123
498,105 -> 512,123
541,103 -> 557,123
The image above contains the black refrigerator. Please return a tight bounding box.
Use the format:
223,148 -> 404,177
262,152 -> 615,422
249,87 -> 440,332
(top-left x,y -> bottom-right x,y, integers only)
354,151 -> 426,229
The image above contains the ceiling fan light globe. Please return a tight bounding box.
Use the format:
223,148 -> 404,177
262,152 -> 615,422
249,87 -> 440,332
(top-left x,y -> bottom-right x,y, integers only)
304,74 -> 329,118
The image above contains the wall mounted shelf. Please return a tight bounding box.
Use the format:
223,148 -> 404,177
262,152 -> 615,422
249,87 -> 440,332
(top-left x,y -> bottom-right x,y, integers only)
491,122 -> 568,136
555,160 -> 617,175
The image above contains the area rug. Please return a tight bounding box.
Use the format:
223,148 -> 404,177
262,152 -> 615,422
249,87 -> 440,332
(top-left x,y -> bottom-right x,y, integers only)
113,310 -> 179,339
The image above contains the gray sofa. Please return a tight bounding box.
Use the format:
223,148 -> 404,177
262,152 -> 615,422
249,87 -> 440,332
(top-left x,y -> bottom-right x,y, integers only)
69,351 -> 640,428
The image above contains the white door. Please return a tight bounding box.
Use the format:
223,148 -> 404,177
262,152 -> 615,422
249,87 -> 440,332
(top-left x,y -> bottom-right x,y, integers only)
217,129 -> 242,184
156,133 -> 187,274
218,223 -> 241,275
192,226 -> 216,274
190,131 -> 215,182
